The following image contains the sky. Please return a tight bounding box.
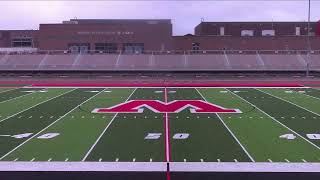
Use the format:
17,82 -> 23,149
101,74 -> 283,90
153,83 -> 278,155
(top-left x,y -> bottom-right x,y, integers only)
0,0 -> 319,35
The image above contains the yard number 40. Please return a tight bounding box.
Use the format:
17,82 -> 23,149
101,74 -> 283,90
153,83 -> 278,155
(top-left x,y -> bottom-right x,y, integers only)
11,133 -> 60,139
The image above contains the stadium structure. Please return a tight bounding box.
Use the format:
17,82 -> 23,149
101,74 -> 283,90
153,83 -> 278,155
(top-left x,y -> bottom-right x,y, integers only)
0,19 -> 319,74
1,19 -> 320,180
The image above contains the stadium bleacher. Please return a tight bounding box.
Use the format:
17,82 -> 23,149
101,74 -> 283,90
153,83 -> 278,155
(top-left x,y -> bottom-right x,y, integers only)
0,50 -> 318,71
301,54 -> 320,70
74,54 -> 118,70
153,54 -> 186,70
39,54 -> 78,70
0,54 -> 45,70
186,54 -> 227,70
227,54 -> 261,70
260,54 -> 306,70
117,54 -> 151,70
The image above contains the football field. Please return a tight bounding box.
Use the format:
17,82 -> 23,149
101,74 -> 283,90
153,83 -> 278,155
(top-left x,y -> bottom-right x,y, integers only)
0,86 -> 320,167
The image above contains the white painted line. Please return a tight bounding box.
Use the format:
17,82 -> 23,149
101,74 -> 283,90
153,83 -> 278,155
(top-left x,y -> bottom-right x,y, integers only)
30,158 -> 35,162
0,88 -> 20,95
170,162 -> 320,172
196,87 -> 255,162
0,135 -> 11,137
285,159 -> 290,163
234,159 -> 238,162
116,158 -> 119,162
0,91 -> 38,104
164,88 -> 171,163
150,158 -> 153,162
82,113 -> 118,161
99,158 -> 102,162
200,159 -> 204,162
268,159 -> 273,163
229,89 -> 320,151
184,159 -> 187,162
0,162 -> 167,172
296,90 -> 320,101
48,158 -> 52,162
257,89 -> 320,118
0,89 -> 104,160
0,89 -> 76,124
65,158 -> 69,162
14,158 -> 19,161
302,159 -> 307,163
81,88 -> 137,161
133,158 -> 136,162
217,159 -> 221,162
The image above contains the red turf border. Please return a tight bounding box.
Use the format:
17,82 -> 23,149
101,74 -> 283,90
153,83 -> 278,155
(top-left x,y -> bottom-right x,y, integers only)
29,82 -> 304,87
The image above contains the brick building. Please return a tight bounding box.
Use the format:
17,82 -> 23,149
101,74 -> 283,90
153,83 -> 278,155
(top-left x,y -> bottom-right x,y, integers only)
0,19 -> 320,52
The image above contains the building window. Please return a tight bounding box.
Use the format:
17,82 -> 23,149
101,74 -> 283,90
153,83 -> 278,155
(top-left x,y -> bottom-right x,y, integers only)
68,43 -> 90,54
11,38 -> 33,47
262,30 -> 275,36
95,43 -> 117,53
123,43 -> 144,54
241,30 -> 254,37
296,27 -> 301,36
192,42 -> 200,53
220,27 -> 225,36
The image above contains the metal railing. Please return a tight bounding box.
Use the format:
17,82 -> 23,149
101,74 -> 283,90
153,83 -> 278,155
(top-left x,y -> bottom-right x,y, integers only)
1,49 -> 320,55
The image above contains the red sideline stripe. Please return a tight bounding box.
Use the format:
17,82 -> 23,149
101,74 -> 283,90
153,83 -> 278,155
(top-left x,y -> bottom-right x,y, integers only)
30,82 -> 304,87
164,87 -> 171,180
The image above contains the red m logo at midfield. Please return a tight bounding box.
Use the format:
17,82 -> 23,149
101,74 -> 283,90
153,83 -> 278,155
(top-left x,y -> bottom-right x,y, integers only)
92,100 -> 241,113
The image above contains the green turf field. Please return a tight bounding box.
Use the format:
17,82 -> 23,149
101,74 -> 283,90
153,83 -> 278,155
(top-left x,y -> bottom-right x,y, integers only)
0,87 -> 320,163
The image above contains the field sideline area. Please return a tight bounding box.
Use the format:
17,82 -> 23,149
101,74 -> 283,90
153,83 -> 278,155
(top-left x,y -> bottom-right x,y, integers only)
0,83 -> 320,174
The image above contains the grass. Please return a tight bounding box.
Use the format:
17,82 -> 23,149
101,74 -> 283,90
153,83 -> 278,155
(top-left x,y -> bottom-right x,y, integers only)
0,87 -> 320,163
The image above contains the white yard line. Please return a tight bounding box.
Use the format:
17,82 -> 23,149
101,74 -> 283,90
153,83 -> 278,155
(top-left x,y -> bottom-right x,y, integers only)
0,89 -> 105,160
0,93 -> 34,104
0,87 -> 20,94
0,89 -> 76,123
164,87 -> 170,163
81,88 -> 137,161
216,113 -> 255,162
228,89 -> 320,151
257,88 -> 320,117
0,91 -> 39,104
294,90 -> 320,101
195,88 -> 255,162
302,93 -> 320,101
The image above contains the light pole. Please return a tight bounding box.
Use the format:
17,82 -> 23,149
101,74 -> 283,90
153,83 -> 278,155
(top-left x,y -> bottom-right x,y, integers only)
306,0 -> 311,77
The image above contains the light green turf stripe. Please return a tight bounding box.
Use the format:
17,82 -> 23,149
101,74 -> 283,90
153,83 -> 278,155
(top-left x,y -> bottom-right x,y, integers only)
0,89 -> 72,122
0,88 -> 13,93
3,88 -> 134,162
84,88 -> 165,162
198,88 -> 320,162
259,88 -> 320,115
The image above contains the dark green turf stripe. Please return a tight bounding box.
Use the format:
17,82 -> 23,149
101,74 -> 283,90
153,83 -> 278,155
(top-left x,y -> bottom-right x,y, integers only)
85,88 -> 165,162
229,88 -> 320,147
0,88 -> 43,103
168,88 -> 252,162
0,88 -> 103,158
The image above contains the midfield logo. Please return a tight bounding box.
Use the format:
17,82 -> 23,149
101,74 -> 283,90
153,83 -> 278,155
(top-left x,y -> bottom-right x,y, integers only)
92,100 -> 241,113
